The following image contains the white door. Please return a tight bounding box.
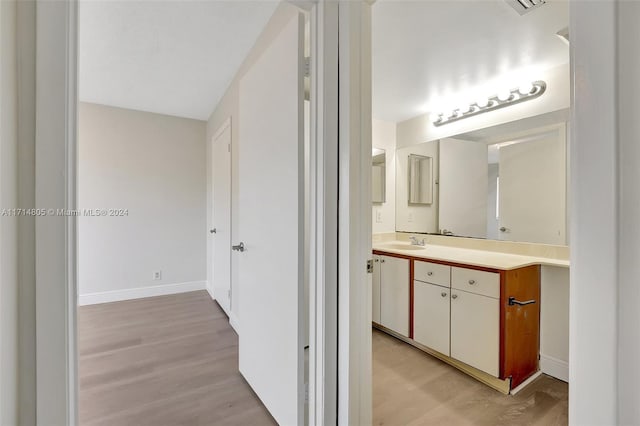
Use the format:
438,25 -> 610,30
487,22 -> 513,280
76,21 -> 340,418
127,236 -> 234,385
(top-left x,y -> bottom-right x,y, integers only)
379,256 -> 409,337
413,281 -> 450,356
498,128 -> 566,244
236,13 -> 305,426
212,120 -> 232,315
450,289 -> 499,377
438,138 -> 488,238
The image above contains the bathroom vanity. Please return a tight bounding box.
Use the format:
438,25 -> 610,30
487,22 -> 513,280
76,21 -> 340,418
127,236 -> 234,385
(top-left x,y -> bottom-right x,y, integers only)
372,239 -> 569,393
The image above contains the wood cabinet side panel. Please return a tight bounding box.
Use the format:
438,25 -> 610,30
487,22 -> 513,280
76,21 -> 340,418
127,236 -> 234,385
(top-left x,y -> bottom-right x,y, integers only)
500,265 -> 541,387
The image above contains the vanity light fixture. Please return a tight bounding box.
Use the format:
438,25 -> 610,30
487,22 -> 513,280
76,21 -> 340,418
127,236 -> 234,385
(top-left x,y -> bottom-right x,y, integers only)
431,80 -> 547,127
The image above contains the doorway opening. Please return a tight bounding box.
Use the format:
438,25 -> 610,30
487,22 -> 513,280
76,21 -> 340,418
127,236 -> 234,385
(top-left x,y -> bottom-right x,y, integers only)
369,0 -> 570,423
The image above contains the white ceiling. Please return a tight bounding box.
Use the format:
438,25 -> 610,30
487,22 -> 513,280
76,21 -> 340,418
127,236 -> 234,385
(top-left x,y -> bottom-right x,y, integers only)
79,0 -> 279,121
372,0 -> 570,123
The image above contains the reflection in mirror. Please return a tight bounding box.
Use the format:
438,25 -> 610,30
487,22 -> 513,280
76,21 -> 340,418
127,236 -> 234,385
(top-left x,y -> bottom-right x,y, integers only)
408,154 -> 433,205
372,148 -> 386,203
395,118 -> 568,245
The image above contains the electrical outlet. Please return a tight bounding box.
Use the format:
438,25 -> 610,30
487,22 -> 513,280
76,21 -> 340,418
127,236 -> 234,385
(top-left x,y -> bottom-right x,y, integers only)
153,271 -> 162,281
376,209 -> 382,223
408,212 -> 414,222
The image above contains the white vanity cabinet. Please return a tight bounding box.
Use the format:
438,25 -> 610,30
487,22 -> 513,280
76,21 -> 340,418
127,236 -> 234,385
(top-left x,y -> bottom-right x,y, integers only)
374,255 -> 410,337
373,248 -> 541,392
414,280 -> 451,356
450,289 -> 500,377
372,255 -> 381,323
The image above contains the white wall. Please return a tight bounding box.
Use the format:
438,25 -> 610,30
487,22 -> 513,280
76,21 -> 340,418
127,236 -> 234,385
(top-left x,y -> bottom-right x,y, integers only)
78,102 -> 207,303
1,1 -> 19,423
540,266 -> 570,382
396,63 -> 570,149
371,119 -> 396,233
395,141 -> 439,233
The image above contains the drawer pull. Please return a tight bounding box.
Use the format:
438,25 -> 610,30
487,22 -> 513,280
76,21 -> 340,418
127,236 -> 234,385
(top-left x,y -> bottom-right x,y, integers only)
508,297 -> 536,306
468,279 -> 476,285
441,292 -> 447,297
427,271 -> 433,276
451,294 -> 458,299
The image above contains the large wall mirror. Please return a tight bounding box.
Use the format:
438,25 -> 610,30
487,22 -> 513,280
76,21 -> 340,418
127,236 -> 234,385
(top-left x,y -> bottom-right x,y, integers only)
396,112 -> 568,246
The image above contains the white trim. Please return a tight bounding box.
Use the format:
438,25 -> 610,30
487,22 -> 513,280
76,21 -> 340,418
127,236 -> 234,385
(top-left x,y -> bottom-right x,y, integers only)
212,117 -> 231,143
35,1 -> 78,423
540,355 -> 569,383
229,312 -> 240,334
206,280 -> 214,299
308,2 -> 339,425
338,2 -> 372,425
78,281 -> 207,306
510,371 -> 543,395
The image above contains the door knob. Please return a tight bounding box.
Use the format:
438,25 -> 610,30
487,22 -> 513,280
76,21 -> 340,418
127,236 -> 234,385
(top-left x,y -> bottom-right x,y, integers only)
210,228 -> 217,234
232,242 -> 245,252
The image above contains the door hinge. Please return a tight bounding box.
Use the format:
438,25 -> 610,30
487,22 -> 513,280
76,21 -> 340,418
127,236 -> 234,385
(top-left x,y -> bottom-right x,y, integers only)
304,56 -> 311,77
367,259 -> 374,274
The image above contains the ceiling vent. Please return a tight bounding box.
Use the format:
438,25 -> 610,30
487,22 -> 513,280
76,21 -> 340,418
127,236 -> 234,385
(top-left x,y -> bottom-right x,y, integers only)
504,0 -> 546,15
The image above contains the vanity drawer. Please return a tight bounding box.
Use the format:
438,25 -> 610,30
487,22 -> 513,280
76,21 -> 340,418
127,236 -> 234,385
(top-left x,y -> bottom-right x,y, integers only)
414,261 -> 451,287
451,267 -> 500,299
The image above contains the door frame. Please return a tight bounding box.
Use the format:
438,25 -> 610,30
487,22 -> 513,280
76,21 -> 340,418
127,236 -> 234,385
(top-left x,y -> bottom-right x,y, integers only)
31,0 -> 640,425
33,0 -> 341,424
210,118 -> 232,317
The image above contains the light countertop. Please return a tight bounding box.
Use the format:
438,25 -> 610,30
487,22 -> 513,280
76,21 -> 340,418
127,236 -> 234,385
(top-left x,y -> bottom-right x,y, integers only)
373,241 -> 570,271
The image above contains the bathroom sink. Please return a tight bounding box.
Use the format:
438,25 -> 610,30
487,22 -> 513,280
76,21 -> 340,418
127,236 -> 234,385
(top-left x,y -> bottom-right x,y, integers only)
379,243 -> 425,251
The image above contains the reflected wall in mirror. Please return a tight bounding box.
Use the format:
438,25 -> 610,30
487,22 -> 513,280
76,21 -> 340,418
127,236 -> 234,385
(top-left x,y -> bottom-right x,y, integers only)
408,154 -> 433,205
395,117 -> 568,245
372,148 -> 386,203
395,141 -> 439,233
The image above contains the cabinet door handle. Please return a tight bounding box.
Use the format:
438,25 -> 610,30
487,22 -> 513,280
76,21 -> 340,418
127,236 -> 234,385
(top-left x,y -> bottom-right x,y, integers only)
381,259 -> 385,263
468,279 -> 476,285
508,297 -> 536,306
374,259 -> 379,262
441,292 -> 447,297
210,228 -> 217,234
427,271 -> 433,276
451,294 -> 458,299
231,242 -> 245,252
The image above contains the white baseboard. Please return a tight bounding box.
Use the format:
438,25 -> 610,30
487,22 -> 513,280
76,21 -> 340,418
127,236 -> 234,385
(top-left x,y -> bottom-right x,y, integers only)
510,371 -> 542,395
229,312 -> 240,334
78,280 -> 207,306
540,354 -> 569,382
206,281 -> 214,300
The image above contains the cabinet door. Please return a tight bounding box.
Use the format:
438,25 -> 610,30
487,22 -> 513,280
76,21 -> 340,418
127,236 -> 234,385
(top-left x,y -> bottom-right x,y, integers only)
380,256 -> 409,336
372,255 -> 381,324
450,290 -> 499,377
414,281 -> 450,356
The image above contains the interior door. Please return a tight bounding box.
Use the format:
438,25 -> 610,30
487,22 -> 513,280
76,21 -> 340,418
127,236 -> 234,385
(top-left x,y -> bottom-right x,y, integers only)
498,129 -> 566,244
438,138 -> 488,238
236,12 -> 304,426
212,120 -> 231,315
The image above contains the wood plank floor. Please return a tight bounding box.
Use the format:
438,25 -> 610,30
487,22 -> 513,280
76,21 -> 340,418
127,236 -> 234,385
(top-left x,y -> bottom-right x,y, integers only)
373,329 -> 569,426
78,291 -> 276,426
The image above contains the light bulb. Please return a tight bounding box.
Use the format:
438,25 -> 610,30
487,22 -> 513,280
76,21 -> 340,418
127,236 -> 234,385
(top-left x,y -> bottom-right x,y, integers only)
476,97 -> 490,108
518,82 -> 534,96
430,112 -> 442,123
497,89 -> 513,102
459,104 -> 472,114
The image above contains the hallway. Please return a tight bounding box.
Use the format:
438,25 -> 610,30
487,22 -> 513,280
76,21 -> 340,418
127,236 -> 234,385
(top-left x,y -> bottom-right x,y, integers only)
78,291 -> 275,426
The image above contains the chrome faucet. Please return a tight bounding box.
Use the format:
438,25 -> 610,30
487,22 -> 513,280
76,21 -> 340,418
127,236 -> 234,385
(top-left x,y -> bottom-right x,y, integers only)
409,236 -> 426,246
